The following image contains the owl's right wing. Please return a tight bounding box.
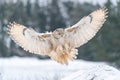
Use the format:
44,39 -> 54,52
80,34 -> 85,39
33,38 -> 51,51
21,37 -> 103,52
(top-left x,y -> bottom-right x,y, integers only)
8,22 -> 53,55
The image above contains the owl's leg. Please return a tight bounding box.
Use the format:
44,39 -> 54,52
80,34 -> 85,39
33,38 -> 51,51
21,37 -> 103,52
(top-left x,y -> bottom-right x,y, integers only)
49,45 -> 67,64
49,45 -> 77,65
63,44 -> 78,61
63,50 -> 74,61
56,45 -> 69,64
59,53 -> 68,65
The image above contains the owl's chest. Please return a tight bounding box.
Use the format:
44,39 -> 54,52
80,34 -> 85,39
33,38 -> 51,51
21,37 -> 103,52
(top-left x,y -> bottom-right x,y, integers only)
53,37 -> 65,45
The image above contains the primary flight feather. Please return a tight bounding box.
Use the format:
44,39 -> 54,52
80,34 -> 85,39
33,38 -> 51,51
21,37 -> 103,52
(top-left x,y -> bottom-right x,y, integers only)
8,8 -> 108,65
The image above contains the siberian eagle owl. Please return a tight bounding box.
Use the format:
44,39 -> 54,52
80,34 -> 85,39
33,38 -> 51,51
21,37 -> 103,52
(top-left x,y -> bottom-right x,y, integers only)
8,8 -> 108,65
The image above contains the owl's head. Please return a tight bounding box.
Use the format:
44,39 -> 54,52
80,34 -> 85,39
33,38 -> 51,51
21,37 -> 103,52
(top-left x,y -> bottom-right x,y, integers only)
53,28 -> 65,39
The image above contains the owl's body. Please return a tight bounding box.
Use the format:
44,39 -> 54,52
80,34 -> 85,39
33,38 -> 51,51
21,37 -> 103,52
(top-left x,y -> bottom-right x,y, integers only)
8,8 -> 108,65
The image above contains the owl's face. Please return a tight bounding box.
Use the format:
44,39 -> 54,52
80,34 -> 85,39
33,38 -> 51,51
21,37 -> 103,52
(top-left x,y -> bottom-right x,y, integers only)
53,28 -> 65,39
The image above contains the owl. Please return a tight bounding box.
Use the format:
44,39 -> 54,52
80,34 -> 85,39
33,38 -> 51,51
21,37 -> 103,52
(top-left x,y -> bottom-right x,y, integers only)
8,8 -> 108,65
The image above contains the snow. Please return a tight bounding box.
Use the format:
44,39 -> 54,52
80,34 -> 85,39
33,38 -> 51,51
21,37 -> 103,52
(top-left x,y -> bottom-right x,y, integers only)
62,65 -> 120,80
0,57 -> 120,80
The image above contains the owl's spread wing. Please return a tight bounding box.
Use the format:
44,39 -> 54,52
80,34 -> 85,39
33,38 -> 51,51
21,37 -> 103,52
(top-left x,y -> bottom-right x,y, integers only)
65,8 -> 108,48
8,22 -> 52,55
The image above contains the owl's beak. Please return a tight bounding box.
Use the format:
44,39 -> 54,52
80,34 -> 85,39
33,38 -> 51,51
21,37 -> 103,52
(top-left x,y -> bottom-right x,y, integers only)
61,34 -> 65,37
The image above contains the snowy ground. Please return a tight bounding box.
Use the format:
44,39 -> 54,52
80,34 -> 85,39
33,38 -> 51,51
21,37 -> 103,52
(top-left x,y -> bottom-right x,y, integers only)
0,57 -> 120,80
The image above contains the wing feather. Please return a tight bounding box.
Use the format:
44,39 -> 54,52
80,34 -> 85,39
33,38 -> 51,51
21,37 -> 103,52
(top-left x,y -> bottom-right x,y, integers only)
8,22 -> 52,55
65,8 -> 108,48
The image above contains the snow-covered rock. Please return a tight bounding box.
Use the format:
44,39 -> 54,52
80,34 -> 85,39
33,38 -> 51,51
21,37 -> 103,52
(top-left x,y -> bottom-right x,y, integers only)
0,57 -> 120,80
62,64 -> 120,80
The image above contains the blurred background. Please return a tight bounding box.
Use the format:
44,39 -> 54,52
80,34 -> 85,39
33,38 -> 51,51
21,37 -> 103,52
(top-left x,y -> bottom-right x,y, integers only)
0,0 -> 120,67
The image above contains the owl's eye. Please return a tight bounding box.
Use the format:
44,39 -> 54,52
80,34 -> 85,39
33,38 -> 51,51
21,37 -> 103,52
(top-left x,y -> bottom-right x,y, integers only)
57,33 -> 60,35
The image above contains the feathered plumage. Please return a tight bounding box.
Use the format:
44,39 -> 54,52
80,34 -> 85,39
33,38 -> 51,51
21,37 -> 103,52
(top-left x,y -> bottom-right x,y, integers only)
8,8 -> 108,65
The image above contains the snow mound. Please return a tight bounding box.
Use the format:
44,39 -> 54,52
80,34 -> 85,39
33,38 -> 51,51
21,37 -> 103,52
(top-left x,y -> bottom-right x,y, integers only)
0,57 -> 120,80
62,64 -> 120,80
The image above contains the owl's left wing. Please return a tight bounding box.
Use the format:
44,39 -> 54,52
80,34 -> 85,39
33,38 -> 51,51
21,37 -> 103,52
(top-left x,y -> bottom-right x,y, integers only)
65,8 -> 108,48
